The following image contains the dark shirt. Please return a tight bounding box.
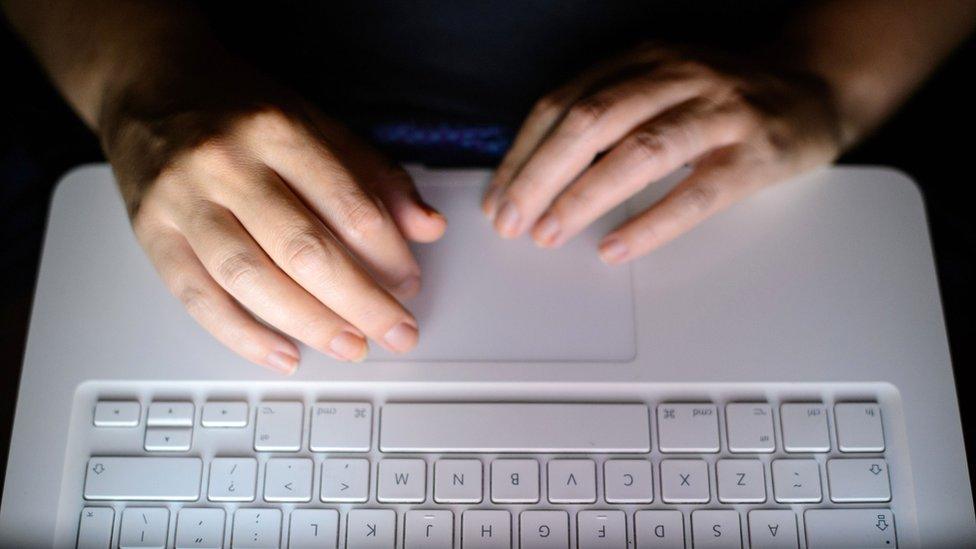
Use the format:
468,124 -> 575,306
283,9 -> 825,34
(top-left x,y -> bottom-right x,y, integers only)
196,1 -> 800,163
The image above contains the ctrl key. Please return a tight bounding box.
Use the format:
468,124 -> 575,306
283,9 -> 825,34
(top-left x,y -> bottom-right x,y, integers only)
77,507 -> 114,549
804,509 -> 896,549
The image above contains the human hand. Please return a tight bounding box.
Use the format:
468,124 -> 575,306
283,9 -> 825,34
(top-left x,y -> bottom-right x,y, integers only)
102,62 -> 446,373
483,45 -> 843,263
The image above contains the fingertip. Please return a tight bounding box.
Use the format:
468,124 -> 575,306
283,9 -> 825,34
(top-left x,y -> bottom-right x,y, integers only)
404,208 -> 447,243
598,236 -> 631,265
265,349 -> 300,375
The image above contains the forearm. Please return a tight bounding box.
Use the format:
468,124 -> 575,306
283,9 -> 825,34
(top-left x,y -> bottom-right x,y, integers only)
1,0 -> 218,131
785,0 -> 976,148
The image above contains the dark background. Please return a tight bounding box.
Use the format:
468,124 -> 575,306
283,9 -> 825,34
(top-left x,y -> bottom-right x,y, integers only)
1,8 -> 973,495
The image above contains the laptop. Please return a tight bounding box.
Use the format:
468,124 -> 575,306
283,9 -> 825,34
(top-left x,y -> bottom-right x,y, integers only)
1,163 -> 972,548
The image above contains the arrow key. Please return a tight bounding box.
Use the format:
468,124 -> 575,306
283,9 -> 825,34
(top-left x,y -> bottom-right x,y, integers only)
264,458 -> 313,502
144,427 -> 192,452
748,510 -> 798,549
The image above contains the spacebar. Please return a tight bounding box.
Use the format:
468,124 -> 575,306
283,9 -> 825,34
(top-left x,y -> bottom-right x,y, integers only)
84,457 -> 201,501
380,403 -> 650,453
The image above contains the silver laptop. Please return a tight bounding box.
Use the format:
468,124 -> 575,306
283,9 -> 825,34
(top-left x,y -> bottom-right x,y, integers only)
1,164 -> 972,548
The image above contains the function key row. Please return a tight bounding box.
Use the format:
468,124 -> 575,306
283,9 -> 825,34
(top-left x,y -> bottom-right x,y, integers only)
91,400 -> 884,454
84,456 -> 891,505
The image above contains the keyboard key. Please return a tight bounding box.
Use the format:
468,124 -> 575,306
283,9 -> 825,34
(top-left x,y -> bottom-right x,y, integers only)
201,401 -> 248,428
380,403 -> 650,453
254,401 -> 303,452
657,404 -> 719,453
346,509 -> 396,549
725,403 -> 775,453
147,401 -> 194,427
834,403 -> 885,452
263,458 -> 313,502
771,459 -> 822,503
404,510 -> 454,549
434,459 -> 483,503
232,509 -> 281,549
310,401 -> 372,451
604,459 -> 654,503
209,458 -> 257,502
747,510 -> 798,549
144,427 -> 192,452
321,458 -> 370,502
462,510 -> 511,548
119,507 -> 169,549
93,401 -> 141,427
804,509 -> 896,549
175,508 -> 224,549
692,510 -> 741,549
491,459 -> 539,503
577,510 -> 626,549
377,458 -> 427,503
780,404 -> 830,452
547,459 -> 596,503
77,507 -> 114,549
289,509 -> 339,549
634,510 -> 684,549
716,459 -> 766,503
84,457 -> 201,501
660,459 -> 710,503
827,458 -> 891,502
519,511 -> 569,549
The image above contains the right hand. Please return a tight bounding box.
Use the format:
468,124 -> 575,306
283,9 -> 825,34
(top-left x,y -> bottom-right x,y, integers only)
100,62 -> 446,374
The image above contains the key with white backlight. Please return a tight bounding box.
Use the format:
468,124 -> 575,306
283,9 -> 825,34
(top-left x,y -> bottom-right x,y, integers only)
725,403 -> 775,453
780,403 -> 830,452
254,401 -> 303,452
310,401 -> 372,451
804,509 -> 896,548
834,403 -> 885,452
657,403 -> 720,453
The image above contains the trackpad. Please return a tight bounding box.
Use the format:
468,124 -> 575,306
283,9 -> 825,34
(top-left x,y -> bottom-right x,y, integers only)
368,170 -> 636,362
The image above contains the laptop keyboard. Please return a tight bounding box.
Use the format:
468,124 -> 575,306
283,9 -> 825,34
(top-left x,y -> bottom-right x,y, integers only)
73,391 -> 901,548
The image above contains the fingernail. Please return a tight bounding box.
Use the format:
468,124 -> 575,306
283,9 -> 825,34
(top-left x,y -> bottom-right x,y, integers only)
266,350 -> 299,374
599,237 -> 630,264
495,200 -> 522,238
328,331 -> 368,362
534,215 -> 562,247
483,187 -> 502,220
393,275 -> 421,298
383,322 -> 419,353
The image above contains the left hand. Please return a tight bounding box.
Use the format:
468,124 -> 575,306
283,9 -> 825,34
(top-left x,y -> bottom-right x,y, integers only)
483,45 -> 844,264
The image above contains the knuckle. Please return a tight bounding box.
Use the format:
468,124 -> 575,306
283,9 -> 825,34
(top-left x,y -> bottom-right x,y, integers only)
279,227 -> 338,279
532,93 -> 565,119
174,282 -> 211,318
214,249 -> 262,291
339,197 -> 386,241
189,137 -> 245,174
562,95 -> 613,134
239,104 -> 293,134
626,129 -> 670,160
678,182 -> 720,214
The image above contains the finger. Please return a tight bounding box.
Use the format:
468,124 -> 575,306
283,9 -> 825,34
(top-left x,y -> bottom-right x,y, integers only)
140,226 -> 303,374
219,168 -> 421,353
246,112 -> 423,297
532,98 -> 752,247
176,201 -> 372,361
352,164 -> 447,244
597,147 -> 762,264
484,46 -> 675,216
489,73 -> 705,238
300,107 -> 448,244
